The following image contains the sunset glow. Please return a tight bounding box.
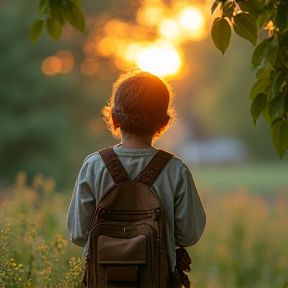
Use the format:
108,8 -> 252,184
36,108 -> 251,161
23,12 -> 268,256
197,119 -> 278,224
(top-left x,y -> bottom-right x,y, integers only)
48,0 -> 209,79
136,42 -> 181,77
179,7 -> 205,32
159,19 -> 181,40
178,7 -> 207,40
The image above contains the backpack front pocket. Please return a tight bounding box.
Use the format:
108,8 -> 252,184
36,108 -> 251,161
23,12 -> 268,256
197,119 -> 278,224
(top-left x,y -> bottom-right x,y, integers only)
97,234 -> 147,287
98,235 -> 146,265
88,223 -> 159,288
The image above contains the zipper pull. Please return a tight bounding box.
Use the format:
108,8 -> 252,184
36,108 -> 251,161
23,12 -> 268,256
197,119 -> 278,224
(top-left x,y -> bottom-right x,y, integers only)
151,208 -> 161,220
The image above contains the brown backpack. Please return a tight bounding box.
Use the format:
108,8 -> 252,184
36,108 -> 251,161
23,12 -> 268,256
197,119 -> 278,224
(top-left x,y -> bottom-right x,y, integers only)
84,147 -> 175,288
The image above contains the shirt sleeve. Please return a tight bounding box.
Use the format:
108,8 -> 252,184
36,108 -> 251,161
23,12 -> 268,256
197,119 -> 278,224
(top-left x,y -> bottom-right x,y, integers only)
66,161 -> 96,247
174,164 -> 206,247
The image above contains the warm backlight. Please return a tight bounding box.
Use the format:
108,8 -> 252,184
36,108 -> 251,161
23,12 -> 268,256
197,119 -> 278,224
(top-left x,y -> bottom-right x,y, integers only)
178,7 -> 205,32
136,43 -> 181,77
159,19 -> 181,40
177,7 -> 207,41
43,1 -> 209,79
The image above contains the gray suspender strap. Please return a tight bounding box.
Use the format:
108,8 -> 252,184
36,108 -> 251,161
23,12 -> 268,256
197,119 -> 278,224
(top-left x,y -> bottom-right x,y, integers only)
99,147 -> 130,183
134,149 -> 173,187
99,146 -> 174,187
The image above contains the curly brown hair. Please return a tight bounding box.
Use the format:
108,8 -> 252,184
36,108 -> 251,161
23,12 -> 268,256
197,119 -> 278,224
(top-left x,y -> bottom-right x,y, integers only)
102,70 -> 176,140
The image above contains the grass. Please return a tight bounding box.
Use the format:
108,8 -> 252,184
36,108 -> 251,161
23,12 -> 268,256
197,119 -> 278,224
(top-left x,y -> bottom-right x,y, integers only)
1,170 -> 288,287
191,160 -> 288,194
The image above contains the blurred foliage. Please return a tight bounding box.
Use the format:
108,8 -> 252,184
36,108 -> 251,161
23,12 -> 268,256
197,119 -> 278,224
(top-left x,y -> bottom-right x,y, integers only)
211,0 -> 288,158
189,189 -> 288,287
0,173 -> 83,287
0,0 -> 116,189
1,174 -> 288,287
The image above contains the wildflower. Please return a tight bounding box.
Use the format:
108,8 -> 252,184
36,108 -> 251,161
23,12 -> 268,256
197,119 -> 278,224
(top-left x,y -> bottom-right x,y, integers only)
33,173 -> 44,190
15,172 -> 27,188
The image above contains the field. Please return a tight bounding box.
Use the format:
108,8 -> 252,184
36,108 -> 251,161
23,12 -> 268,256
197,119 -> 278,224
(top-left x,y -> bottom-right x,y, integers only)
0,162 -> 288,288
192,161 -> 288,194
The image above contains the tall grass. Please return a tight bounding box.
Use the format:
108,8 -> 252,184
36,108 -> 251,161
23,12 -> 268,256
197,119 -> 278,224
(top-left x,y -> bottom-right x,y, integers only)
1,173 -> 288,287
0,173 -> 83,288
189,189 -> 288,288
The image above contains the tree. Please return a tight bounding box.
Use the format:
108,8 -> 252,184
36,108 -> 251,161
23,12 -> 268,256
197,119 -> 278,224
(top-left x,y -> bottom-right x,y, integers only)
31,0 -> 288,159
0,0 -> 115,188
210,0 -> 288,159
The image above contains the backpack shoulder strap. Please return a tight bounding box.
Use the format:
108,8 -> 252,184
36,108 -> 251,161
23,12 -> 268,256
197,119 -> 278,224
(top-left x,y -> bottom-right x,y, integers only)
134,149 -> 173,187
99,147 -> 130,183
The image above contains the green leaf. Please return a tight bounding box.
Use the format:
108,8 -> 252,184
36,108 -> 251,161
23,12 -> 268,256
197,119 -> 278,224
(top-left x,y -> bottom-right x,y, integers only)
257,9 -> 271,29
277,48 -> 288,74
67,0 -> 82,8
266,43 -> 279,68
39,0 -> 48,14
251,36 -> 274,68
211,17 -> 231,54
237,1 -> 258,20
62,2 -> 85,33
271,71 -> 285,98
277,2 -> 288,32
233,12 -> 257,46
262,104 -> 271,122
49,0 -> 61,9
269,94 -> 285,119
46,17 -> 62,41
51,7 -> 65,25
250,78 -> 270,100
30,19 -> 45,43
271,118 -> 288,159
251,92 -> 268,125
223,1 -> 236,19
211,0 -> 219,15
256,68 -> 271,79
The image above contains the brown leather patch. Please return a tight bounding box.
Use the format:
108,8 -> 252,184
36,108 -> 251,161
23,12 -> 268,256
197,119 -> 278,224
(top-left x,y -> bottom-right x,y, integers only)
98,235 -> 146,264
107,265 -> 138,282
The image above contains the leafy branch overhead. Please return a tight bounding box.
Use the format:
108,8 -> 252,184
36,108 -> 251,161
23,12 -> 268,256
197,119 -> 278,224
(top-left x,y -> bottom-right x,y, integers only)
30,0 -> 85,43
211,0 -> 288,159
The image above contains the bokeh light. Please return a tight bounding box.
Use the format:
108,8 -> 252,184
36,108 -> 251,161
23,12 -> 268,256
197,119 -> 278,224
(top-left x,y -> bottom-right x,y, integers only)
137,6 -> 165,27
42,51 -> 74,75
178,7 -> 207,41
42,57 -> 62,76
136,41 -> 182,77
56,51 -> 74,73
158,19 -> 181,40
44,0 -> 209,78
178,7 -> 204,32
81,58 -> 99,76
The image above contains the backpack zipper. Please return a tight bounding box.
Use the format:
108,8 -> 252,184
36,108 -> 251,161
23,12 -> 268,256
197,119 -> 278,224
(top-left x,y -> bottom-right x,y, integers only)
98,207 -> 161,221
89,221 -> 159,237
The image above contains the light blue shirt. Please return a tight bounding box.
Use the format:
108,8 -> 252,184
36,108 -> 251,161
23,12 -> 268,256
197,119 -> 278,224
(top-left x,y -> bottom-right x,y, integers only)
66,145 -> 206,270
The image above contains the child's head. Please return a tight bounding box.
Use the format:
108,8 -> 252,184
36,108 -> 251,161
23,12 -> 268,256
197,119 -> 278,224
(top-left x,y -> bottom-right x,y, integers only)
103,70 -> 176,140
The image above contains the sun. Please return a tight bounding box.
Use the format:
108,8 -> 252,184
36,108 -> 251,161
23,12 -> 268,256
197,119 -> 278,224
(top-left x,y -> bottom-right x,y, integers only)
136,42 -> 182,77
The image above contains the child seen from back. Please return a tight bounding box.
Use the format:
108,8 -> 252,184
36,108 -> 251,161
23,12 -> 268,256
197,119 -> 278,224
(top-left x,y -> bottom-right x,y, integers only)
67,70 -> 206,286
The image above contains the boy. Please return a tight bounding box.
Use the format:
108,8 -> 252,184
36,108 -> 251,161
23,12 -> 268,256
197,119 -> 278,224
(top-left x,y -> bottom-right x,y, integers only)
67,70 -> 206,286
